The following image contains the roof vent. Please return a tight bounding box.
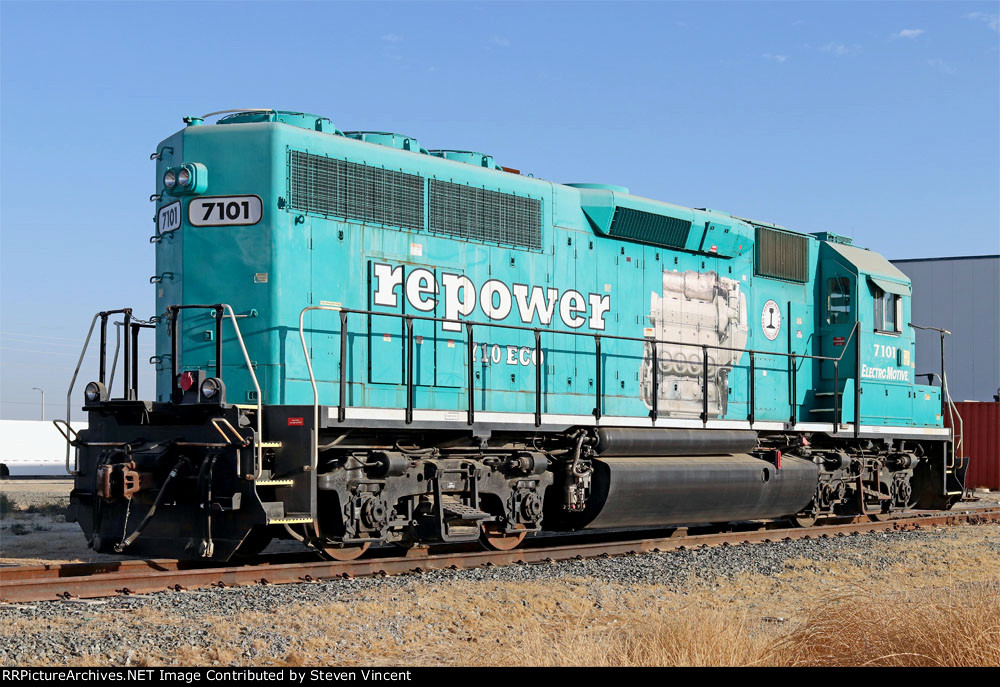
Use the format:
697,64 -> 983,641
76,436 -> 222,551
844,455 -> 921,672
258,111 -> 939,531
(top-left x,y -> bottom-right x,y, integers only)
344,131 -> 428,154
565,182 -> 630,195
212,110 -> 338,133
429,150 -> 502,170
812,231 -> 853,245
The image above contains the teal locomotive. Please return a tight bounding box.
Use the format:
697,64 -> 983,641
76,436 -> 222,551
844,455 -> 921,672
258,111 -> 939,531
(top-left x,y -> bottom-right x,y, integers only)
63,110 -> 966,560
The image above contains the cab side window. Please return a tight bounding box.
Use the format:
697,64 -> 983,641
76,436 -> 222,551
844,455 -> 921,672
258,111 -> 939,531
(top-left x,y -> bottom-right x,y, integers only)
873,286 -> 901,333
826,277 -> 852,324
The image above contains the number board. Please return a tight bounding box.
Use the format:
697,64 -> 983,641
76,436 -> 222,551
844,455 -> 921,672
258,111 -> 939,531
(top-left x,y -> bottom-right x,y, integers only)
189,195 -> 263,227
157,201 -> 181,233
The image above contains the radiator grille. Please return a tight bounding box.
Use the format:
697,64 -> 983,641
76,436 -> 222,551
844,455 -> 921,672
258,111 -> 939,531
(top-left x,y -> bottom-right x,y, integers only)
754,226 -> 809,282
429,179 -> 541,249
287,150 -> 424,230
608,207 -> 691,248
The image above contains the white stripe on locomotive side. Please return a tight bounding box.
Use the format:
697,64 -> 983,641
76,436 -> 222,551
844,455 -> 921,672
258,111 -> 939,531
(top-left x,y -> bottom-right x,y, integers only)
331,407 -> 951,437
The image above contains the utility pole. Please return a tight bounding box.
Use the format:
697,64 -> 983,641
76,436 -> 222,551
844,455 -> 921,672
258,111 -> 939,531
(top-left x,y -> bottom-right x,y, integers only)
32,387 -> 44,421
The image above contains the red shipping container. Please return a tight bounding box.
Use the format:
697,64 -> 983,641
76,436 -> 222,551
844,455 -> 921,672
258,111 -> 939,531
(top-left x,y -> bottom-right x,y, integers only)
946,402 -> 1000,490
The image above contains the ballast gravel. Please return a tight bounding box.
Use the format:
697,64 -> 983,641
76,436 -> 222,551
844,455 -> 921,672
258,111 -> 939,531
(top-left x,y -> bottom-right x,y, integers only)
0,526 -> 996,665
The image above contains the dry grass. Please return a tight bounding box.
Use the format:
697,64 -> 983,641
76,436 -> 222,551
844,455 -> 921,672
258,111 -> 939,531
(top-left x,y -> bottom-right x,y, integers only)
777,583 -> 1000,667
515,604 -> 778,667
5,524 -> 999,667
510,583 -> 1000,667
0,493 -> 17,515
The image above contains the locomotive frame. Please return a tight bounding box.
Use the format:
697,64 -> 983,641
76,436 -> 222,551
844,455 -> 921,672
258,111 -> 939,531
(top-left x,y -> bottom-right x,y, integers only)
59,110 -> 968,561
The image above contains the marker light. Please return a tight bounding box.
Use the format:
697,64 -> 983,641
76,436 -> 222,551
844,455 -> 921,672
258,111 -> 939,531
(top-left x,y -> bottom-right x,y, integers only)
163,169 -> 177,189
177,167 -> 191,188
200,377 -> 221,400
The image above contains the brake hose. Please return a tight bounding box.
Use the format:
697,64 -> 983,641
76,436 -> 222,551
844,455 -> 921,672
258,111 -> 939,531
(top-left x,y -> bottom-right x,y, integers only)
115,456 -> 189,552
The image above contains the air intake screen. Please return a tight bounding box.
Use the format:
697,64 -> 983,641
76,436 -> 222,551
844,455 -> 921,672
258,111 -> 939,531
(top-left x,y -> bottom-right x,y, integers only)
754,227 -> 809,282
608,207 -> 691,248
287,150 -> 424,230
429,179 -> 541,249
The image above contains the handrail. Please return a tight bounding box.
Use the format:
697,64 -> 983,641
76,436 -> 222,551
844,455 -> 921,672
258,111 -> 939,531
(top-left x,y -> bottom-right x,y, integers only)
64,303 -> 268,483
107,321 -> 121,398
221,302 -> 265,480
910,322 -> 961,473
299,306 -> 338,474
62,309 -> 164,473
836,320 -> 863,436
200,108 -> 276,119
839,320 -> 862,364
298,305 -> 867,454
62,308 -> 156,473
167,303 -> 264,479
303,307 -> 859,365
63,313 -> 101,474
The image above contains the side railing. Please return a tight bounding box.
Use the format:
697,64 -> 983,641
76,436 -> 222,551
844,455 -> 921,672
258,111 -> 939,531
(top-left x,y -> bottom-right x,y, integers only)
57,309 -> 155,474
58,304 -> 266,478
298,306 -> 865,467
911,322 -> 962,490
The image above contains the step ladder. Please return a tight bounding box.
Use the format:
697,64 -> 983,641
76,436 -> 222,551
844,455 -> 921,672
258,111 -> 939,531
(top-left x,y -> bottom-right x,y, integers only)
440,495 -> 491,522
262,500 -> 312,525
254,470 -> 294,488
809,390 -> 843,415
438,495 -> 491,542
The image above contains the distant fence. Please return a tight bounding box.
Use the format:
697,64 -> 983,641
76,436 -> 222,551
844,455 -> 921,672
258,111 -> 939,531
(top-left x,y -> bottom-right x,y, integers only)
948,402 -> 1000,491
0,419 -> 87,477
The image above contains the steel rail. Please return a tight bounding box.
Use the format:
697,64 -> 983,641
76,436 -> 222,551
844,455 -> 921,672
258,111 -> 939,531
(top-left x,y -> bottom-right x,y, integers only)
2,507 -> 996,604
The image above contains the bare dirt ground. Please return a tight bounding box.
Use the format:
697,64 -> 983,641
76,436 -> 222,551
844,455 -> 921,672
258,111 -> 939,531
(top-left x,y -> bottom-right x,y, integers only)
0,480 -> 120,566
0,480 -> 298,565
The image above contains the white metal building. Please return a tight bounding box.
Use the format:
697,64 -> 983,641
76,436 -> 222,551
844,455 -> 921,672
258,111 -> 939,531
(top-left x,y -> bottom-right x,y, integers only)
0,419 -> 86,476
891,255 -> 1000,403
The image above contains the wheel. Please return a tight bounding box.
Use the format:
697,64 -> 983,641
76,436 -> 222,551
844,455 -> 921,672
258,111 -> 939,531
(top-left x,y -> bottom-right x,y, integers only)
480,523 -> 527,551
788,514 -> 817,528
318,542 -> 371,561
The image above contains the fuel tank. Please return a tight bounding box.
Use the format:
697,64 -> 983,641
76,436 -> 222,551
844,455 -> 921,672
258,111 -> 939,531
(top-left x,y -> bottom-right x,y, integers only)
595,428 -> 758,456
568,454 -> 818,529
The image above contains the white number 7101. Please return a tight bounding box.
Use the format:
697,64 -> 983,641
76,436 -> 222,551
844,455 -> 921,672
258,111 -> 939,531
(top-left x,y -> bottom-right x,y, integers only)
873,344 -> 897,359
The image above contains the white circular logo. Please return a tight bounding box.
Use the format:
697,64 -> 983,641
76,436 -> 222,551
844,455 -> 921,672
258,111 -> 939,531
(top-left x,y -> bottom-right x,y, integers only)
761,300 -> 781,341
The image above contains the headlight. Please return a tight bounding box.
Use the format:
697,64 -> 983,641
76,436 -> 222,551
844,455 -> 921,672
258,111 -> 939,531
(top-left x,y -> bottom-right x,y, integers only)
163,169 -> 177,189
167,163 -> 207,194
200,377 -> 222,400
84,381 -> 105,403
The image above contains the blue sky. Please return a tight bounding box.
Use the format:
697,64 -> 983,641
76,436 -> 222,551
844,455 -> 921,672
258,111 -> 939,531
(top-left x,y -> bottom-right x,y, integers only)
1,0 -> 998,420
